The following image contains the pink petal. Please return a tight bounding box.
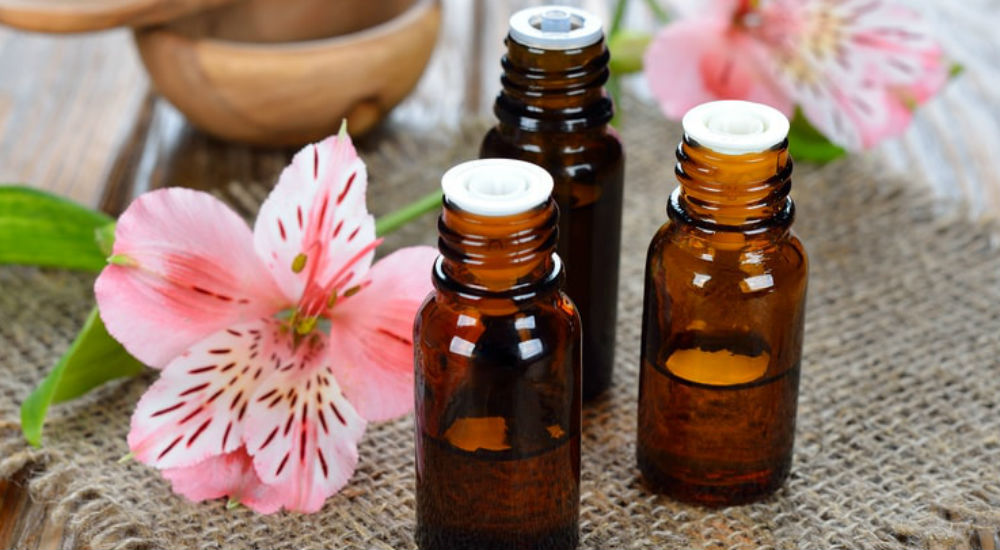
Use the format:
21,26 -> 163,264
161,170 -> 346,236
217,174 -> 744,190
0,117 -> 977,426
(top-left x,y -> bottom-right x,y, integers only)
128,319 -> 281,469
95,188 -> 286,368
245,332 -> 366,513
253,133 -> 376,310
899,48 -> 948,104
644,18 -> 793,121
161,447 -> 286,514
665,0 -> 744,19
327,246 -> 437,422
850,86 -> 917,149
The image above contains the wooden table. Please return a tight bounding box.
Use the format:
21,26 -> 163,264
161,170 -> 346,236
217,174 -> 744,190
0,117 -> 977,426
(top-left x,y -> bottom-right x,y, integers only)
2,1 -> 999,547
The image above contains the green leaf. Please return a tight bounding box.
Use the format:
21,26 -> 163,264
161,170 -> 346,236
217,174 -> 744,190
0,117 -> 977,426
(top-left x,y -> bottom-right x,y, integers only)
608,30 -> 652,75
787,109 -> 847,164
21,307 -> 145,446
949,62 -> 964,78
0,186 -> 113,272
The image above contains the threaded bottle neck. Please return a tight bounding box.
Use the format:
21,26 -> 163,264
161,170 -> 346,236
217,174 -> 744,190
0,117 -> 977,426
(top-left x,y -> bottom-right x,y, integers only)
494,37 -> 612,133
671,136 -> 794,231
437,200 -> 559,295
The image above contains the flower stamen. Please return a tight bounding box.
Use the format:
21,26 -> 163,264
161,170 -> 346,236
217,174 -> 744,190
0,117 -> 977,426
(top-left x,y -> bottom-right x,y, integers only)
343,285 -> 362,298
295,316 -> 318,336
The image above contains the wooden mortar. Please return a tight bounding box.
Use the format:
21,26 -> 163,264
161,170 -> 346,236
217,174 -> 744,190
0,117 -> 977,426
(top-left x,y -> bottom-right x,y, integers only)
134,0 -> 440,145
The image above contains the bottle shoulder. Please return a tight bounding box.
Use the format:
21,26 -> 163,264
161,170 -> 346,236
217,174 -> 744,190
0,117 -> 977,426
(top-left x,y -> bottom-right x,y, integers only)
646,221 -> 808,291
650,220 -> 806,255
482,125 -> 622,156
414,289 -> 580,372
417,288 -> 579,329
481,126 -> 623,188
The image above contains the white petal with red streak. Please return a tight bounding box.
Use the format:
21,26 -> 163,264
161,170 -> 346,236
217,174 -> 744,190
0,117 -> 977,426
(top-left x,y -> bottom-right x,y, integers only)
128,319 -> 282,469
764,0 -> 946,151
253,134 -> 376,306
95,188 -> 286,368
245,334 -> 366,513
822,0 -> 941,86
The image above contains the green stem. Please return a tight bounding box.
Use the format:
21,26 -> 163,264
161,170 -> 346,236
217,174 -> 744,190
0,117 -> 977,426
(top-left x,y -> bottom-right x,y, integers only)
374,189 -> 443,237
643,0 -> 669,23
610,0 -> 629,37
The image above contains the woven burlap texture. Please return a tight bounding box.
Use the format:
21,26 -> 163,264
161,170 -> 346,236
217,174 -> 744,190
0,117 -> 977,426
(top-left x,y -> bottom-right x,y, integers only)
2,100 -> 999,549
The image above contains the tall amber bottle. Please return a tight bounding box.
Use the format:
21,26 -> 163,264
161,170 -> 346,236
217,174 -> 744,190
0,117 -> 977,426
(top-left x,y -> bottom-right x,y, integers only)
481,6 -> 624,400
414,159 -> 582,549
637,101 -> 808,505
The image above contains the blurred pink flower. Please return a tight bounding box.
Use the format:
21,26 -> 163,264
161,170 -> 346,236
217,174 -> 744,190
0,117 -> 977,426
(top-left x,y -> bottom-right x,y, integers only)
644,0 -> 949,150
95,132 -> 436,513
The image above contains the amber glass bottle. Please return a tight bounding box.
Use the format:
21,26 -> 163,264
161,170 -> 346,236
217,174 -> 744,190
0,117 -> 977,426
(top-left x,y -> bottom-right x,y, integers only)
414,159 -> 582,549
636,101 -> 808,505
481,6 -> 623,400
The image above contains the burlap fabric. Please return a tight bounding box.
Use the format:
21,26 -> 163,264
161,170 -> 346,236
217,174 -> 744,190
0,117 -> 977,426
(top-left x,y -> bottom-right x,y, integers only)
2,99 -> 999,549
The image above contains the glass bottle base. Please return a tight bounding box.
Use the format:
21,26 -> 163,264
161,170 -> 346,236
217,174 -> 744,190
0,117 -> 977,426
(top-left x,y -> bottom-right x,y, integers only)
637,448 -> 791,506
416,522 -> 578,550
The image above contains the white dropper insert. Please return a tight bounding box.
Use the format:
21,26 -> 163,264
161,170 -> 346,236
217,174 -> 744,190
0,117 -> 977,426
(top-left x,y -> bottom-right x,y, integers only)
681,100 -> 790,155
442,159 -> 554,216
508,5 -> 603,50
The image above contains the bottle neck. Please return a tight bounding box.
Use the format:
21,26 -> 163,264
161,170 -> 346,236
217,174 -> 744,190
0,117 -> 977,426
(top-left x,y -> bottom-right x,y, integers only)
494,36 -> 612,133
436,199 -> 560,296
671,136 -> 794,233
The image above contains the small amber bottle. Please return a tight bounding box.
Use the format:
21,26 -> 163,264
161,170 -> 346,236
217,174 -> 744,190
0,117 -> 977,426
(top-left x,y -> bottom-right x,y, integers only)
481,6 -> 624,400
637,101 -> 808,505
414,159 -> 582,549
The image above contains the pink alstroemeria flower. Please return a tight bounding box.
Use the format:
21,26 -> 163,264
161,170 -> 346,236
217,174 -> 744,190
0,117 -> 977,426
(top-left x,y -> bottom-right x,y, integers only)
644,0 -> 949,150
94,131 -> 437,513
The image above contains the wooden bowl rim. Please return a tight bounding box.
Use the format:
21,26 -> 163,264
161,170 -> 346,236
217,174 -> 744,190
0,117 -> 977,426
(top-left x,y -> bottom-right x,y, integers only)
145,0 -> 438,52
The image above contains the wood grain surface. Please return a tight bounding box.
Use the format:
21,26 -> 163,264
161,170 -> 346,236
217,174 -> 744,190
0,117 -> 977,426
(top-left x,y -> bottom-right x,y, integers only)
0,0 -> 238,34
1,0 -> 998,548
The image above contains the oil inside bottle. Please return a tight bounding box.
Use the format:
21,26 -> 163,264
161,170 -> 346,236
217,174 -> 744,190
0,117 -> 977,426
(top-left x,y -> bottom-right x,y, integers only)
638,330 -> 799,505
416,431 -> 579,549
